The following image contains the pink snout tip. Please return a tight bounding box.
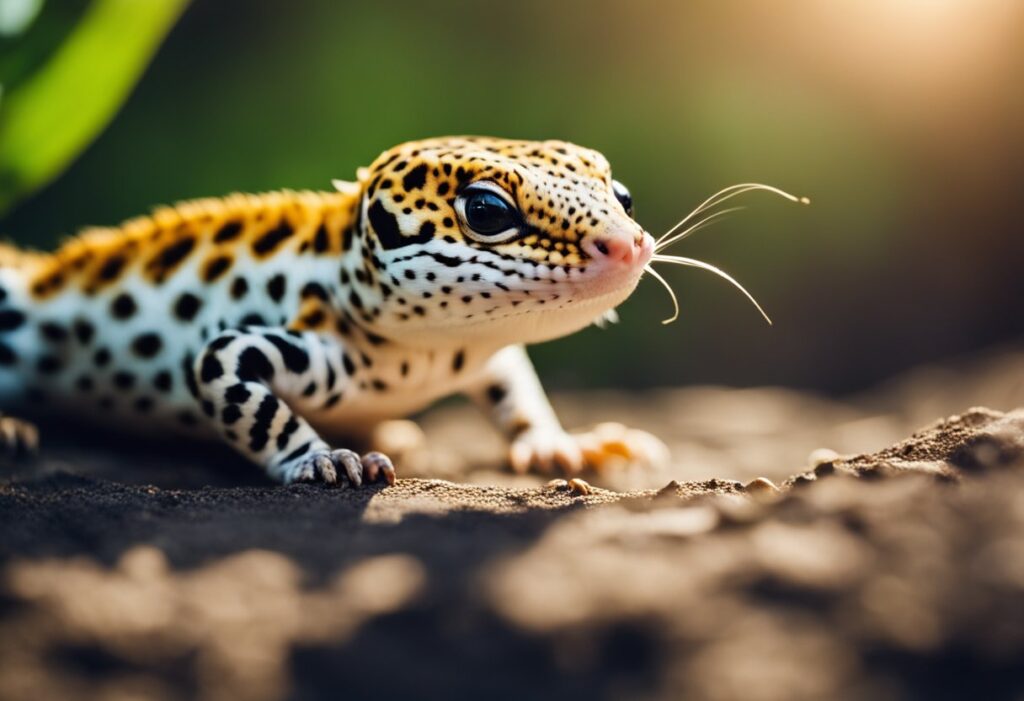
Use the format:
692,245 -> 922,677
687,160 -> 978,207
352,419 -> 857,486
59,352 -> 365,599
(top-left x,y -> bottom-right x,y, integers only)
586,232 -> 655,267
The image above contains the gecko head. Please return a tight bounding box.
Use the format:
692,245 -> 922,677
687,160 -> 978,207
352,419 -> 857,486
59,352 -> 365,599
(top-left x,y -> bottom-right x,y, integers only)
347,136 -> 654,347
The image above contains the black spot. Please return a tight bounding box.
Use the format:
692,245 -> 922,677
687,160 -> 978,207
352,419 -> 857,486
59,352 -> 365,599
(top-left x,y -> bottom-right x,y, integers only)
208,334 -> 235,353
276,416 -> 300,449
134,397 -> 154,413
486,383 -> 507,404
452,349 -> 465,373
341,352 -> 356,376
402,163 -> 428,190
324,393 -> 342,409
230,277 -> 249,299
36,355 -> 62,374
110,293 -> 137,320
39,322 -> 68,342
302,381 -> 316,397
404,269 -> 417,280
201,400 -> 215,417
248,395 -> 279,451
113,371 -> 135,390
266,334 -> 310,373
313,224 -> 330,253
222,404 -> 242,425
300,282 -> 328,301
237,347 -> 274,383
174,293 -> 202,321
282,440 -> 312,463
203,256 -> 232,282
419,221 -> 436,239
0,342 -> 16,365
428,260 -> 458,279
177,411 -> 199,427
94,347 -> 112,367
200,352 -> 224,382
214,221 -> 244,243
97,255 -> 126,281
132,333 -> 162,358
154,237 -> 195,272
371,379 -> 388,391
239,313 -> 266,327
0,309 -> 26,331
326,362 -> 337,389
225,383 -> 251,403
300,309 -> 326,328
369,201 -> 433,250
73,319 -> 95,344
266,274 -> 286,302
253,221 -> 294,255
183,353 -> 199,397
153,370 -> 173,392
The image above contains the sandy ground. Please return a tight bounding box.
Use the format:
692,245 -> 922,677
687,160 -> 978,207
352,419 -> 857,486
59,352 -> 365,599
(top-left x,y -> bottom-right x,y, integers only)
1,346 -> 1024,701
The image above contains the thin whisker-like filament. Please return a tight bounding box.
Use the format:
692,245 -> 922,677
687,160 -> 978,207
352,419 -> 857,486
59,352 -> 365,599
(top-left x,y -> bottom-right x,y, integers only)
643,265 -> 680,325
651,254 -> 773,325
655,206 -> 744,252
656,183 -> 808,245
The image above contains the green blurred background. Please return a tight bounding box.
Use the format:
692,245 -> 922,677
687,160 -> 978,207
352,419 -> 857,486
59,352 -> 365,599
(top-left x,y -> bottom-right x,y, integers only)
2,0 -> 1022,394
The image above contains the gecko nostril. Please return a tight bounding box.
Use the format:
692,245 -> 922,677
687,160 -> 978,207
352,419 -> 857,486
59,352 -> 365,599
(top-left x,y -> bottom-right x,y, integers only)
594,240 -> 610,255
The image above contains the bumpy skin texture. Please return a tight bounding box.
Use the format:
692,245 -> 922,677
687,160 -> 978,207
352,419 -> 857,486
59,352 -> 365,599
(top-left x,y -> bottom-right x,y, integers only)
0,137 -> 664,485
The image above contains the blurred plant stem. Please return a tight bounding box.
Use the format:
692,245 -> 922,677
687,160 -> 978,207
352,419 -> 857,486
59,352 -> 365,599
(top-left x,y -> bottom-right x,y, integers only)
0,0 -> 186,216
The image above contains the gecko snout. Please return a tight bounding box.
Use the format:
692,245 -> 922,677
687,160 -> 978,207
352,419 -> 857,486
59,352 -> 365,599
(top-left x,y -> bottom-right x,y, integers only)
585,232 -> 653,267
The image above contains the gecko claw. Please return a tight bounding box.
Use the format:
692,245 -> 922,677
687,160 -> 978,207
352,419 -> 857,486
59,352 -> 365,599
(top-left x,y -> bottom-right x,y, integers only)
361,451 -> 397,486
280,448 -> 396,487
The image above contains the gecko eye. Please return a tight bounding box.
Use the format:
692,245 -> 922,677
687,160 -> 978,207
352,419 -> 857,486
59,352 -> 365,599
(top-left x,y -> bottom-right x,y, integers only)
455,182 -> 521,244
612,180 -> 633,217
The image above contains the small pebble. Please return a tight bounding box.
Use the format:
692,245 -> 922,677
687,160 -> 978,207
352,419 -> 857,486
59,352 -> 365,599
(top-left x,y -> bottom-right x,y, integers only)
567,478 -> 592,496
744,477 -> 782,502
655,480 -> 681,499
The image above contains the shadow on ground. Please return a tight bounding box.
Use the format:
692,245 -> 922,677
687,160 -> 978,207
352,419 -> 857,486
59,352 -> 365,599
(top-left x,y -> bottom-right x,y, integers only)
1,346 -> 1024,701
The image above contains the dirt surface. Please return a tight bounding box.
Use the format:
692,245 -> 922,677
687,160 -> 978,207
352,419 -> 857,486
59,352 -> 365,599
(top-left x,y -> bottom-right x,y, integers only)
2,347 -> 1024,701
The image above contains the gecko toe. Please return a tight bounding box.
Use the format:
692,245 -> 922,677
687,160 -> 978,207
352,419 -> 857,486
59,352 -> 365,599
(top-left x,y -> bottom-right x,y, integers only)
331,449 -> 363,487
361,451 -> 396,486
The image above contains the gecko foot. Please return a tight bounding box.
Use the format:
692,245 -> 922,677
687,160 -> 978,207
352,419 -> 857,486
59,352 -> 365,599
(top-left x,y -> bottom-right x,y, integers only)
510,422 -> 669,475
279,448 -> 396,487
576,422 -> 670,472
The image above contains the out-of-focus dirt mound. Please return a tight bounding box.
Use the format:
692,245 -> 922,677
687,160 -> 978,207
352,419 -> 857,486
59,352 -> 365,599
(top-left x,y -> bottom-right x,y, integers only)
2,347 -> 1024,701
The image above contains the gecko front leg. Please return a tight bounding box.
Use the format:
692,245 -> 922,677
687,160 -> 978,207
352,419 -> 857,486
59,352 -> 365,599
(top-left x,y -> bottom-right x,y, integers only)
466,345 -> 670,475
191,328 -> 394,486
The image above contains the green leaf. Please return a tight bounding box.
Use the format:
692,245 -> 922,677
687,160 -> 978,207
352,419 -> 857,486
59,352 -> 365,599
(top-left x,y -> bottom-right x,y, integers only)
0,0 -> 187,216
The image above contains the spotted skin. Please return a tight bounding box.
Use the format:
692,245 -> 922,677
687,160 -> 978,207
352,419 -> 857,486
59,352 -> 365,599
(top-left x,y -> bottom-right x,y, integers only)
0,137 -> 664,483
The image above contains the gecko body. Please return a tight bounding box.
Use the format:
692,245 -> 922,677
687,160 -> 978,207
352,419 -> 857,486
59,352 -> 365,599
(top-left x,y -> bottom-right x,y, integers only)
0,137 -> 664,484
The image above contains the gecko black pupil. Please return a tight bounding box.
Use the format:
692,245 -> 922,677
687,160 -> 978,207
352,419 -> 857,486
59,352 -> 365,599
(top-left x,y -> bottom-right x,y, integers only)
465,191 -> 516,235
612,180 -> 633,217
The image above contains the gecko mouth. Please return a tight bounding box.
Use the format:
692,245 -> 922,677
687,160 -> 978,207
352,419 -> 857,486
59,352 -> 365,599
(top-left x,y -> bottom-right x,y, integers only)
643,183 -> 810,325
